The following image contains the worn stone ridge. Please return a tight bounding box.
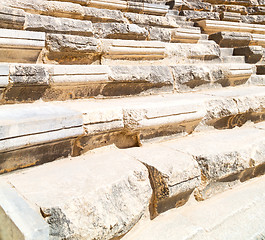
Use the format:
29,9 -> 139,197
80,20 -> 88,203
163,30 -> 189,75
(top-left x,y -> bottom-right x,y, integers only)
123,175 -> 265,240
0,28 -> 45,63
0,182 -> 49,240
0,149 -> 152,240
162,123 -> 265,200
0,103 -> 83,173
2,86 -> 265,173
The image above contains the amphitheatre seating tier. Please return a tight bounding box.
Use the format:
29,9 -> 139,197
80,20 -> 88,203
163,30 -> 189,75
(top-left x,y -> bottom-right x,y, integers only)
1,0 -> 265,239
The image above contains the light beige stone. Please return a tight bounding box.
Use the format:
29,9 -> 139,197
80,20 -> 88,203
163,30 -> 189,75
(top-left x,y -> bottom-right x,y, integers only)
0,150 -> 152,240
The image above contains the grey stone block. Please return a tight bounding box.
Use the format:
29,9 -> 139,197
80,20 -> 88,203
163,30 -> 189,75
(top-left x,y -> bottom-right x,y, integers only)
209,32 -> 251,48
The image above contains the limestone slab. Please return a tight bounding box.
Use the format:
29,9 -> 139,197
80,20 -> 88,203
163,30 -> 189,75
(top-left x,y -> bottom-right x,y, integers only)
123,175 -> 265,240
209,32 -> 251,48
0,5 -> 25,30
148,27 -> 171,42
171,27 -> 201,43
180,10 -> 220,21
93,23 -> 148,40
0,28 -> 45,63
45,33 -> 100,64
123,12 -> 179,28
25,14 -> 93,36
197,19 -> 265,35
220,11 -> 241,22
166,41 -> 220,62
124,144 -> 201,217
0,150 -> 152,240
101,39 -> 166,60
0,103 -> 83,152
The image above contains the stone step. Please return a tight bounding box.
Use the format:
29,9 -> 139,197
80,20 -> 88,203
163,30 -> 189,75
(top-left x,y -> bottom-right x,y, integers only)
0,26 -> 220,64
221,55 -> 246,63
0,62 -> 253,103
220,47 -> 234,56
1,124 -> 265,239
197,19 -> 265,35
123,175 -> 265,240
0,28 -> 45,63
1,85 -> 265,173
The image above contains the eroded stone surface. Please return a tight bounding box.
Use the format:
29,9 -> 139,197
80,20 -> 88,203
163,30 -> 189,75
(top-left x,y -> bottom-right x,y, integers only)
0,150 -> 152,240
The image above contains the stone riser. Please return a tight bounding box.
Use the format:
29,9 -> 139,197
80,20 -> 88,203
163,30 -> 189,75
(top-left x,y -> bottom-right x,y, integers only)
0,63 -> 254,103
1,122 -> 265,240
1,86 -> 265,174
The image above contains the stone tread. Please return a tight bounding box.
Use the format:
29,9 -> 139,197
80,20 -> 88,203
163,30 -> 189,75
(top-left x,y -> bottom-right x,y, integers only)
122,174 -> 265,240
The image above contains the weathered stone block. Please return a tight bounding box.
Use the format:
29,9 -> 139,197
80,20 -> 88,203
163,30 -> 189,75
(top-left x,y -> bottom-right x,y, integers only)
101,39 -> 166,61
93,23 -> 148,40
0,104 -> 83,152
166,41 -> 220,62
148,27 -> 171,42
0,151 -> 152,240
233,46 -> 263,63
170,64 -> 227,90
125,144 -> 201,218
45,33 -> 100,64
241,15 -> 265,24
171,27 -> 201,43
180,10 -> 220,21
0,5 -> 25,30
25,14 -> 93,36
0,64 -> 9,87
209,32 -> 251,47
220,11 -> 241,22
124,12 -> 179,28
0,28 -> 45,63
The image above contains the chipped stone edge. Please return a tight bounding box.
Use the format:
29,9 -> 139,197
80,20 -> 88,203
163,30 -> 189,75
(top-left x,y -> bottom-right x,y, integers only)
0,181 -> 49,240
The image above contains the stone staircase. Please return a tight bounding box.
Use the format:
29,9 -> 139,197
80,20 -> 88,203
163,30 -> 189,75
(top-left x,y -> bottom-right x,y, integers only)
0,0 -> 265,239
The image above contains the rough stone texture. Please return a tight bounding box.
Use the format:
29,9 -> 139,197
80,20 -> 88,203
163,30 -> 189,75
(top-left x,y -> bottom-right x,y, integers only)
1,0 -> 126,23
45,33 -> 100,64
197,19 -> 265,35
170,64 -> 227,90
9,64 -> 49,85
204,0 -> 258,6
25,14 -> 94,36
233,45 -> 263,63
209,32 -> 252,47
180,0 -> 212,11
220,11 -> 241,22
0,182 -> 49,240
124,12 -> 179,28
213,4 -> 248,14
0,5 -> 25,30
180,10 -> 220,21
123,175 -> 265,240
166,41 -> 220,62
0,150 -> 152,240
124,144 -> 201,219
122,93 -> 207,140
148,27 -> 171,42
241,14 -> 265,24
93,23 -> 148,40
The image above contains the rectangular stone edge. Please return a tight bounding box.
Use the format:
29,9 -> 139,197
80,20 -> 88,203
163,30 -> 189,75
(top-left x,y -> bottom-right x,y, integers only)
0,182 -> 49,240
